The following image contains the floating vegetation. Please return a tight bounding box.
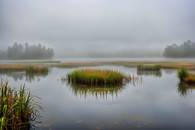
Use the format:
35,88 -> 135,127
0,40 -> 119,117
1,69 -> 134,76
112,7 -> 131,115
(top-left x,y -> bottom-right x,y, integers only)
0,81 -> 40,130
67,69 -> 127,86
137,64 -> 161,71
177,68 -> 195,84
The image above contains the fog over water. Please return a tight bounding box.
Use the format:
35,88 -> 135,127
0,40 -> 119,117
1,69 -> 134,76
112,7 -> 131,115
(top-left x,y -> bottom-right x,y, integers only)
0,0 -> 195,57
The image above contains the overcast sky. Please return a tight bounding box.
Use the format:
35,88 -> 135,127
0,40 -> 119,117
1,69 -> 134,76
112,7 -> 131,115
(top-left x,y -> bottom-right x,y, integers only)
0,0 -> 195,56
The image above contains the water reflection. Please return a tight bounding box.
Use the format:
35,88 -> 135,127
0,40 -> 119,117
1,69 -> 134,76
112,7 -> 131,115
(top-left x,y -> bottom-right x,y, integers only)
178,82 -> 195,96
66,77 -> 142,99
0,70 -> 49,82
69,84 -> 125,99
137,70 -> 162,77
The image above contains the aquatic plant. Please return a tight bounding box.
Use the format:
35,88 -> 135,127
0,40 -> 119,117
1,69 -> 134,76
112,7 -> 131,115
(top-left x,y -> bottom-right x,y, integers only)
177,68 -> 195,84
0,81 -> 39,130
183,74 -> 195,83
137,64 -> 161,71
177,68 -> 189,82
25,66 -> 49,75
67,69 -> 126,86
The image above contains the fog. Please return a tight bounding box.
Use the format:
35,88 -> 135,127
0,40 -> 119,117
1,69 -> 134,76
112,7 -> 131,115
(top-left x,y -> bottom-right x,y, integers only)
0,0 -> 195,58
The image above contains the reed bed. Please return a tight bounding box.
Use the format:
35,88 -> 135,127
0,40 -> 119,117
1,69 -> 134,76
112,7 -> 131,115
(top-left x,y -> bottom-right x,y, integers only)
137,64 -> 161,71
67,69 -> 126,86
0,81 -> 39,130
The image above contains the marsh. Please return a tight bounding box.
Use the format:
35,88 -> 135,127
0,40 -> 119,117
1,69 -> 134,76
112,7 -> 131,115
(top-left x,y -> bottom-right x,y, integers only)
0,65 -> 195,130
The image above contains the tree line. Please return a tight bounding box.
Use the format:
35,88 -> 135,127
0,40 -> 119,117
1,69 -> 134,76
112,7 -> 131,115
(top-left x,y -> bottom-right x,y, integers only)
163,40 -> 195,58
0,42 -> 54,59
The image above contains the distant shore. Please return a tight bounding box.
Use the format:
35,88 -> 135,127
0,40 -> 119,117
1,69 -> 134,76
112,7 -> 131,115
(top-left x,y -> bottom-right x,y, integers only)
1,58 -> 195,70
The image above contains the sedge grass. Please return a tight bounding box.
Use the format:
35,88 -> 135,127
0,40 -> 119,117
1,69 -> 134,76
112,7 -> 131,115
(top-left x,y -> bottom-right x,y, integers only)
178,68 -> 195,84
67,69 -> 126,86
0,81 -> 39,130
25,66 -> 49,75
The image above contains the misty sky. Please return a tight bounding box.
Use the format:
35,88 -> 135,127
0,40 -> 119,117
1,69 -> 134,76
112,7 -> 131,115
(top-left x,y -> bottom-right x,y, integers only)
0,0 -> 195,56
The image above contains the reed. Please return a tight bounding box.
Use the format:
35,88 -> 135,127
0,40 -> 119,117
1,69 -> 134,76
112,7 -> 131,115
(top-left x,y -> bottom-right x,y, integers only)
67,69 -> 126,86
0,81 -> 39,130
137,64 -> 161,71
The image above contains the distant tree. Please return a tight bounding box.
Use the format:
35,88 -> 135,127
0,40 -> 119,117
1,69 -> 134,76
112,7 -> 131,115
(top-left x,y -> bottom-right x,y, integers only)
0,50 -> 7,59
6,42 -> 54,59
164,40 -> 195,58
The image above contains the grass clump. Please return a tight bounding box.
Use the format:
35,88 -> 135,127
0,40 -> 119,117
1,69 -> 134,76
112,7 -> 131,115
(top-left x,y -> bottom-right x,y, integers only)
0,81 -> 39,130
25,66 -> 49,75
137,64 -> 161,71
67,69 -> 126,86
177,68 -> 189,81
178,68 -> 195,84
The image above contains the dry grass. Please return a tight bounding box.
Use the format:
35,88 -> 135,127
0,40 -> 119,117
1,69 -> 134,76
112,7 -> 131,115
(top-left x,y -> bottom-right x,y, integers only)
184,74 -> 195,84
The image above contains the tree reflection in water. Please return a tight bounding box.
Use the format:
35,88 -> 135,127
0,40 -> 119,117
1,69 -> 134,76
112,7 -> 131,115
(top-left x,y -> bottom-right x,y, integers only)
0,70 -> 49,82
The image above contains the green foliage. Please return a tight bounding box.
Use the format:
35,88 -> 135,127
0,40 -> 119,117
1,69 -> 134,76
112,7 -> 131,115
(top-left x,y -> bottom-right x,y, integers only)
177,68 -> 189,81
0,81 -> 39,130
67,69 -> 126,86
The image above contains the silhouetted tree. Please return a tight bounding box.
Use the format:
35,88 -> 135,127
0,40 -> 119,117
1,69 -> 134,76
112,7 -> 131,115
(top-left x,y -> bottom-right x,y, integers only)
164,40 -> 195,57
5,42 -> 54,59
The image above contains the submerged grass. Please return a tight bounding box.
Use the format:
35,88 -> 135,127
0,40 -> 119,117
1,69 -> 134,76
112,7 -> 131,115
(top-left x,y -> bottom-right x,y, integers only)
67,69 -> 126,86
0,81 -> 39,130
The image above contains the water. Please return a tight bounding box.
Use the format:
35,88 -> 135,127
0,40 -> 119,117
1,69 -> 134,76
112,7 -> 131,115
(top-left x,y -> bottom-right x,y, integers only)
0,65 -> 195,130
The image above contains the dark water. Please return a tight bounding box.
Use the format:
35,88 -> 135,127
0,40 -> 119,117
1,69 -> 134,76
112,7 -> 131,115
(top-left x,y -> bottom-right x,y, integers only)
1,66 -> 195,130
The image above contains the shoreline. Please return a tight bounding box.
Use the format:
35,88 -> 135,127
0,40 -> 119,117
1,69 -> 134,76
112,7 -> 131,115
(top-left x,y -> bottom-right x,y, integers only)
0,59 -> 195,70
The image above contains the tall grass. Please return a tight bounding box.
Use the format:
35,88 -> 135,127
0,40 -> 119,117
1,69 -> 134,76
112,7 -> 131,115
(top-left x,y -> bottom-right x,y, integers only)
67,69 -> 126,86
178,68 -> 195,84
0,81 -> 39,130
177,68 -> 189,82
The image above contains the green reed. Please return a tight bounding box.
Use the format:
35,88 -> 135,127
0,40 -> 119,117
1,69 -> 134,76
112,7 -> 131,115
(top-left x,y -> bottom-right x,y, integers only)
67,69 -> 126,86
0,81 -> 39,130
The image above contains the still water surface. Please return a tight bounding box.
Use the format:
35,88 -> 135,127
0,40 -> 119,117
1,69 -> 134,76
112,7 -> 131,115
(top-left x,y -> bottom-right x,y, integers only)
0,66 -> 195,130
